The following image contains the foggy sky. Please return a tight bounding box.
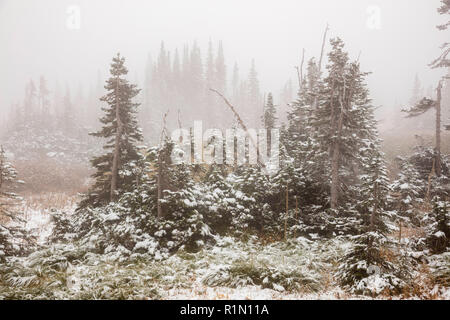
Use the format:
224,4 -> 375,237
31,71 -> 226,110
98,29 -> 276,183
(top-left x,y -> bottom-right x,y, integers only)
0,0 -> 447,124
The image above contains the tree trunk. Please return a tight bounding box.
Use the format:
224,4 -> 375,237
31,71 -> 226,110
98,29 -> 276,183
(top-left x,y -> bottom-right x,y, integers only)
0,146 -> 3,192
157,111 -> 169,219
436,81 -> 442,177
370,182 -> 378,231
110,77 -> 123,202
285,182 -> 288,241
157,149 -> 164,219
313,24 -> 329,111
330,97 -> 344,210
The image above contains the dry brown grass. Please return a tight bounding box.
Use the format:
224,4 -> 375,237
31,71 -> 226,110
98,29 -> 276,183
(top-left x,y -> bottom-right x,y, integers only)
21,192 -> 79,211
401,264 -> 441,299
15,159 -> 92,194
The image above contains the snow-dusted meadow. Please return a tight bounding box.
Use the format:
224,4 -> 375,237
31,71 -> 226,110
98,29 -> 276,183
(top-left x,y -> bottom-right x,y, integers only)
0,195 -> 448,300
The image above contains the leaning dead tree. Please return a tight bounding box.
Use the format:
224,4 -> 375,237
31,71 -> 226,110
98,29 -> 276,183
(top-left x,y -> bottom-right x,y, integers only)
210,88 -> 267,171
318,23 -> 330,75
402,80 -> 444,177
330,79 -> 348,210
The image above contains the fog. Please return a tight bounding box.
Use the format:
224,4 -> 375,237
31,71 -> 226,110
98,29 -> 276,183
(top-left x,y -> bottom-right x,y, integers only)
0,0 -> 447,124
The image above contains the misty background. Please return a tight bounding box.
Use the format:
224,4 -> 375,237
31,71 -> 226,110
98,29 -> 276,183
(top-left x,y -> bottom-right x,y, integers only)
0,0 -> 446,145
0,0 -> 447,128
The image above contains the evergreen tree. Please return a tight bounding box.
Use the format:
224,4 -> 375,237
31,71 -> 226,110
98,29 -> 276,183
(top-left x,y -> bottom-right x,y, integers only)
172,49 -> 181,108
38,76 -> 51,123
23,79 -> 37,122
426,197 -> 450,254
262,93 -> 277,157
431,0 -> 450,69
215,41 -> 227,96
391,156 -> 425,222
190,41 -> 204,111
262,93 -> 277,131
63,86 -> 76,136
141,53 -> 153,130
79,53 -> 143,208
231,62 -> 240,105
409,74 -> 423,106
247,59 -> 261,127
0,146 -> 28,261
314,38 -> 377,210
205,40 -> 216,124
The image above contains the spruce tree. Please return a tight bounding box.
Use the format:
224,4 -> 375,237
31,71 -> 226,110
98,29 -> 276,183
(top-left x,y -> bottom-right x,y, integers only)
0,146 -> 28,261
314,38 -> 377,210
426,197 -> 450,254
79,53 -> 143,208
431,0 -> 450,69
63,87 -> 76,136
38,76 -> 51,125
262,93 -> 277,156
247,59 -> 261,127
262,93 -> 277,131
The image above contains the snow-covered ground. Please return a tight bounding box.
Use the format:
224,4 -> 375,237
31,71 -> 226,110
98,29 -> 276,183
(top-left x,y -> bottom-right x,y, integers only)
20,193 -> 77,244
1,194 -> 447,300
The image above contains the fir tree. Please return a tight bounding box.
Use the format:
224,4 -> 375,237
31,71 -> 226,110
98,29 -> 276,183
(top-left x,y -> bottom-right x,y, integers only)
262,93 -> 277,156
63,87 -> 76,136
431,0 -> 450,69
247,59 -> 261,127
0,146 -> 28,261
23,79 -> 37,122
426,197 -> 450,254
314,38 -> 377,210
79,53 -> 143,208
38,76 -> 51,123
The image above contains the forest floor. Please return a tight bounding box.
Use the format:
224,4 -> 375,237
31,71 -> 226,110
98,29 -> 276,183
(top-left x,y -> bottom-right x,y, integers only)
1,193 -> 449,300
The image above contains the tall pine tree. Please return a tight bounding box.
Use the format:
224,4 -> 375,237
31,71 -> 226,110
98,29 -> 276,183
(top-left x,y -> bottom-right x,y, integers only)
80,53 -> 143,208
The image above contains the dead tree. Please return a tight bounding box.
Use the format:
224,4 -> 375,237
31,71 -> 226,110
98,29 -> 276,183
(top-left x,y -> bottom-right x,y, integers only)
210,88 -> 267,171
402,80 -> 444,177
157,111 -> 169,219
313,23 -> 329,110
295,48 -> 306,91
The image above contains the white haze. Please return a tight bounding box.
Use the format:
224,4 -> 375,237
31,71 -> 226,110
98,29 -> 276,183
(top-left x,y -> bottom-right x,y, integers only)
0,0 -> 447,124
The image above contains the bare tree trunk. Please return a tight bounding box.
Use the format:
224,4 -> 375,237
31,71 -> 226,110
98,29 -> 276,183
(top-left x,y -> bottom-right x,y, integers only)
285,182 -> 288,241
0,146 -> 3,191
157,111 -> 169,219
157,152 -> 163,218
312,25 -> 329,112
110,77 -> 123,202
295,49 -> 305,91
367,181 -> 379,255
370,182 -> 378,231
436,81 -> 443,177
294,196 -> 298,238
